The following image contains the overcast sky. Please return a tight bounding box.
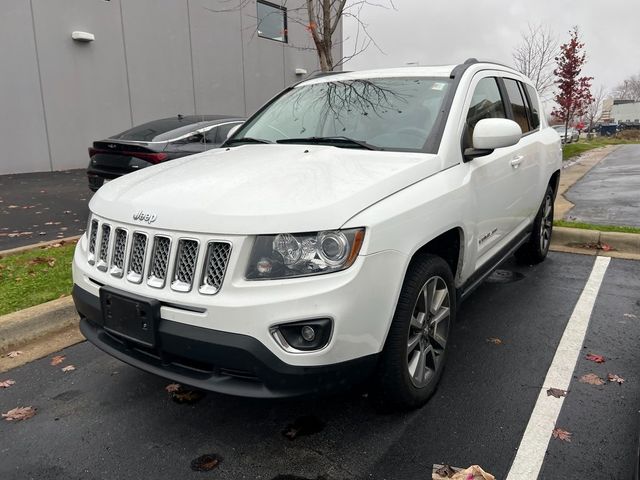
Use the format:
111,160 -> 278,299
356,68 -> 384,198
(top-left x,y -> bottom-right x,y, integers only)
342,0 -> 640,94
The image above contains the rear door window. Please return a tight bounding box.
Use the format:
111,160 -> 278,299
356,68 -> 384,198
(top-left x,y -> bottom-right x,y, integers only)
503,78 -> 531,133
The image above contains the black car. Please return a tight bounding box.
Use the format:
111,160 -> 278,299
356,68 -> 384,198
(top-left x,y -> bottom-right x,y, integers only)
87,115 -> 244,191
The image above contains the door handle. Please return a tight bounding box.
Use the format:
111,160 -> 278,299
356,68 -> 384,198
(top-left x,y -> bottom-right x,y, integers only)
510,155 -> 524,168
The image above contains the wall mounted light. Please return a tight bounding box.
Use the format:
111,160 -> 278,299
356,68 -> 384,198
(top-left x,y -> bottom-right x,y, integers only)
295,68 -> 308,76
71,31 -> 95,42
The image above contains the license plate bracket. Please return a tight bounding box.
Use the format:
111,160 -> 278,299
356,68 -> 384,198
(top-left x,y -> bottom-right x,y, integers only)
100,287 -> 160,348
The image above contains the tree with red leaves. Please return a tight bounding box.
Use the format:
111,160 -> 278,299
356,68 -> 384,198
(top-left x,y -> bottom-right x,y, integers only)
551,27 -> 593,140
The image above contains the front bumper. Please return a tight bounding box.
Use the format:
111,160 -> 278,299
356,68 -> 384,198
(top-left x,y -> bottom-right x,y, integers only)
74,285 -> 379,398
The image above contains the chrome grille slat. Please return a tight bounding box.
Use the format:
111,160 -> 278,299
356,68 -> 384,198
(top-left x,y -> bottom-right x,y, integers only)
110,228 -> 127,278
148,236 -> 171,288
96,224 -> 111,271
171,239 -> 199,292
87,219 -> 98,265
199,242 -> 232,295
127,232 -> 148,284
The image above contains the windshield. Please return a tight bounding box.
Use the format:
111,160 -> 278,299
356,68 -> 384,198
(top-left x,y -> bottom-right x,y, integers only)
233,77 -> 452,152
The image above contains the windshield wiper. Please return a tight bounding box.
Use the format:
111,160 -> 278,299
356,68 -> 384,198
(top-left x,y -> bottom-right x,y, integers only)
225,137 -> 273,146
276,136 -> 381,150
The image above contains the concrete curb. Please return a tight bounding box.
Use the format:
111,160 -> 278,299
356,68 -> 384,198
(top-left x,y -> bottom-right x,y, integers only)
0,296 -> 78,354
0,235 -> 81,258
551,226 -> 640,259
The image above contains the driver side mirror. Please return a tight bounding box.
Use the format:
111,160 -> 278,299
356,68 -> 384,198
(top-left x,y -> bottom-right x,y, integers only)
464,118 -> 522,161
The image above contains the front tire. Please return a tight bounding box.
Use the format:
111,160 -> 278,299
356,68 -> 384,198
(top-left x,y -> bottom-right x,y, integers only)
375,254 -> 455,410
515,185 -> 554,264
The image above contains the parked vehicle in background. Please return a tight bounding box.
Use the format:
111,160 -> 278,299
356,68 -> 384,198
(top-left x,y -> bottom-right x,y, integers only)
568,127 -> 580,143
86,115 -> 244,191
73,59 -> 561,410
552,125 -> 572,144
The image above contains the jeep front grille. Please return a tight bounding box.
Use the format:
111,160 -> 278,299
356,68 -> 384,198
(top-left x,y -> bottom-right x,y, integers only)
200,242 -> 232,295
84,218 -> 232,295
96,224 -> 111,271
172,239 -> 199,292
127,232 -> 148,284
148,236 -> 171,288
110,228 -> 127,278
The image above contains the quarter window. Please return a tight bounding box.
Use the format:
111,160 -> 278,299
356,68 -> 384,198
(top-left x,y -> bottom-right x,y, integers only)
464,77 -> 506,148
257,1 -> 287,43
524,84 -> 541,130
503,78 -> 531,133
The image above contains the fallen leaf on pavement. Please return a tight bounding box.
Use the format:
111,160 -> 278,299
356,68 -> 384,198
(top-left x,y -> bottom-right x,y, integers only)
282,415 -> 326,440
607,373 -> 625,384
623,313 -> 638,319
50,355 -> 65,366
165,383 -> 181,393
61,365 -> 76,372
546,387 -> 567,398
5,351 -> 23,358
579,373 -> 605,385
190,454 -> 222,472
586,353 -> 605,363
600,243 -> 612,252
552,427 -> 572,442
433,463 -> 458,478
486,337 -> 503,345
165,384 -> 205,404
2,406 -> 36,421
0,379 -> 16,388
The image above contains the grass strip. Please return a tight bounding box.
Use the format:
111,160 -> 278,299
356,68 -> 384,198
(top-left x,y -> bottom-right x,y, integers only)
563,137 -> 639,161
0,241 -> 76,316
554,220 -> 640,235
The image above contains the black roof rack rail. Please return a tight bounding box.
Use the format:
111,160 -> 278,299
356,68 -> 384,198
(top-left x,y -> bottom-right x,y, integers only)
307,70 -> 350,79
450,58 -> 515,79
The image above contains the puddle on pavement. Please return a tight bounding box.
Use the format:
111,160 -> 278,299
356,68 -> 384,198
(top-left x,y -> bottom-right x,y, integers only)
485,269 -> 525,284
282,415 -> 326,440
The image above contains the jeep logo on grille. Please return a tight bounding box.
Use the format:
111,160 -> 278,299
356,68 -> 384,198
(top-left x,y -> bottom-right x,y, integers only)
133,210 -> 157,224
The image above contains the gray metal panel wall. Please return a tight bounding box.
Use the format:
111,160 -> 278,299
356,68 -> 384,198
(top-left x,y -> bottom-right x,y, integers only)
0,1 -> 50,175
121,0 -> 196,125
241,0 -> 285,115
0,0 -> 338,175
188,0 -> 246,117
31,0 -> 131,171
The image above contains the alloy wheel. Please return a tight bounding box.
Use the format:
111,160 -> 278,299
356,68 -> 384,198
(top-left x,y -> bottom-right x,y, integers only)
540,193 -> 553,253
406,276 -> 450,388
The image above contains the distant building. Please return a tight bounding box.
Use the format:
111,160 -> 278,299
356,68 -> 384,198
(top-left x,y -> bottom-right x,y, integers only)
610,100 -> 640,126
0,0 -> 341,175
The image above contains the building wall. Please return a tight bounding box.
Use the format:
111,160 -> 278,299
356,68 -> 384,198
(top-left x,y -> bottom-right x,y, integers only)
611,102 -> 640,124
0,0 -> 336,175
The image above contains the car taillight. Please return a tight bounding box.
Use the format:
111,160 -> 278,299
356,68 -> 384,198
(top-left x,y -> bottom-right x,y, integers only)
87,148 -> 168,164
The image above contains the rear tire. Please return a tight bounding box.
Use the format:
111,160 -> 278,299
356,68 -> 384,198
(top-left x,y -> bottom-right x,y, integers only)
374,254 -> 455,410
515,185 -> 554,265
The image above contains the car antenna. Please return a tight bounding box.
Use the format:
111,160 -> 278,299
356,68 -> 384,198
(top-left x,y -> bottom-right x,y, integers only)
177,113 -> 184,120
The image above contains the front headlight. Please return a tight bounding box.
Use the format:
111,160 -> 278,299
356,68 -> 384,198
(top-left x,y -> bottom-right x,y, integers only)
246,228 -> 365,280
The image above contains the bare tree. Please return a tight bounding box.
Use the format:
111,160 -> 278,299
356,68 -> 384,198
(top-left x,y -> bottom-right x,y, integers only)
583,85 -> 606,132
512,24 -> 558,99
209,1 -> 395,72
612,73 -> 640,101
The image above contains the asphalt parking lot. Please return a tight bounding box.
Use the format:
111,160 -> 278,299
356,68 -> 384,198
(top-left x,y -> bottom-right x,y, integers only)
1,252 -> 639,480
565,144 -> 640,227
0,169 -> 92,251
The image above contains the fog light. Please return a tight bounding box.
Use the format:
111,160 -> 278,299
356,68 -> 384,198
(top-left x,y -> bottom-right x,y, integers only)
271,318 -> 332,352
301,325 -> 316,342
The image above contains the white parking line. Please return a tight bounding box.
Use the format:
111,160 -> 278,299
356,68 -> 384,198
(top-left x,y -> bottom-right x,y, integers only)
505,255 -> 611,480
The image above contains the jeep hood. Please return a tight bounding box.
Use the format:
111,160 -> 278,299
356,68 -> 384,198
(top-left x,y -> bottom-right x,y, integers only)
91,144 -> 442,234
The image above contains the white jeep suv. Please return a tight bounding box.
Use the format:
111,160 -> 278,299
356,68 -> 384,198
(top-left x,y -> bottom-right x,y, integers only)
72,59 -> 561,409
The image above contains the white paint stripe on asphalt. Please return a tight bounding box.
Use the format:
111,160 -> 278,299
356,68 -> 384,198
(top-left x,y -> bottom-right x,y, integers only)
506,255 -> 611,480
